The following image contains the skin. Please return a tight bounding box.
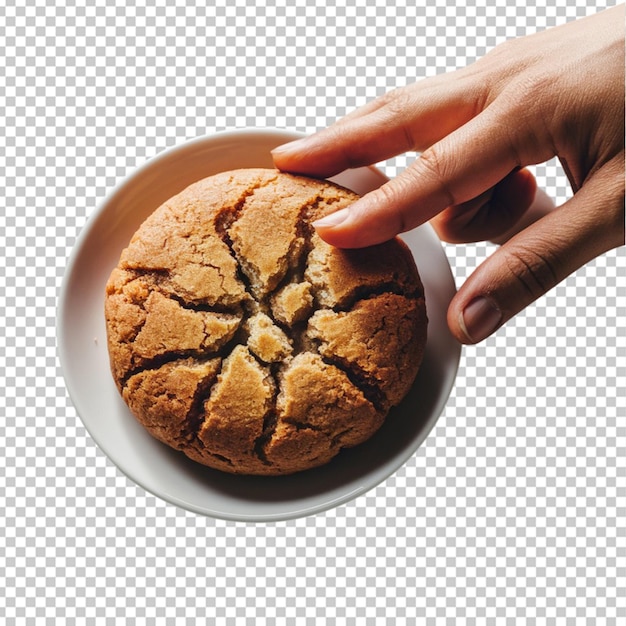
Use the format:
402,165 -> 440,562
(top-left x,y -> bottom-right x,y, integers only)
272,6 -> 625,344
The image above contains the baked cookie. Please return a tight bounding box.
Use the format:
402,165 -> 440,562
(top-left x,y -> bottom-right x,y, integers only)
104,168 -> 427,475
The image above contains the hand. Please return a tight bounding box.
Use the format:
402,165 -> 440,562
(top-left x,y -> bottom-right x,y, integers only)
272,6 -> 625,344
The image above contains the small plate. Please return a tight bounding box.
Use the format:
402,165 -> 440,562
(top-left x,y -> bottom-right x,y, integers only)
58,128 -> 461,522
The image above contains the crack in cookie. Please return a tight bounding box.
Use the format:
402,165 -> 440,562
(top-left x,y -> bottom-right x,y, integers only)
105,168 -> 428,475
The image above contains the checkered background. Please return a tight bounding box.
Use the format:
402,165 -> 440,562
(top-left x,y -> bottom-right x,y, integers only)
2,0 -> 623,623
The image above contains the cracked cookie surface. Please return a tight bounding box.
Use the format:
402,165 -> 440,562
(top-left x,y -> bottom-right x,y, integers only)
105,168 -> 428,475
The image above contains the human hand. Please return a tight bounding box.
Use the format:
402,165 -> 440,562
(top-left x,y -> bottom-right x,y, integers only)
272,6 -> 625,344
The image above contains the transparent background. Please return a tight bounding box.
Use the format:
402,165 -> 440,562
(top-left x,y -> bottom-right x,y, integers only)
1,0 -> 623,623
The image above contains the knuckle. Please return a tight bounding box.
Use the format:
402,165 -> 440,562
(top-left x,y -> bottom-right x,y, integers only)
379,85 -> 413,115
378,87 -> 417,151
370,184 -> 410,234
365,176 -> 419,235
501,245 -> 560,301
416,146 -> 456,206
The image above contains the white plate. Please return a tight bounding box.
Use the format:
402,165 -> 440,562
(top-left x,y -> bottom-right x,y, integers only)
57,128 -> 461,522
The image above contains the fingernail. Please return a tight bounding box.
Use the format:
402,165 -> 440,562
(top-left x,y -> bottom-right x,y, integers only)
460,296 -> 502,343
312,208 -> 350,229
271,138 -> 308,155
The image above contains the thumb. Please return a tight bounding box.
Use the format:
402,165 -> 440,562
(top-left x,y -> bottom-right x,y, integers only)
448,158 -> 625,344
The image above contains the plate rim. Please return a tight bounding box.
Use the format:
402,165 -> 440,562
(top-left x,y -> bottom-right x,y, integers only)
57,127 -> 461,522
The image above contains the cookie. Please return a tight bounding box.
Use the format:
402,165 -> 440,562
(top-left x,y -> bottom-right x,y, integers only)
104,168 -> 427,475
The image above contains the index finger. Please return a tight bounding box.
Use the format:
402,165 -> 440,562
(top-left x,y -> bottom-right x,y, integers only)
312,100 -> 554,248
271,73 -> 481,179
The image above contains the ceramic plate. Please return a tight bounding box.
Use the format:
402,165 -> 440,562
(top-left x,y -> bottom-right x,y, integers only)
58,129 -> 461,522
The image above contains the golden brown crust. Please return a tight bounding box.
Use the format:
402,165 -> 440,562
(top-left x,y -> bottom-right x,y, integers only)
307,293 -> 428,409
105,168 -> 427,475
